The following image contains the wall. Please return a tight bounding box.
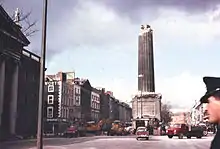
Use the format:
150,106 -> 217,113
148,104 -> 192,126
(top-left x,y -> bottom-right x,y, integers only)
16,50 -> 40,138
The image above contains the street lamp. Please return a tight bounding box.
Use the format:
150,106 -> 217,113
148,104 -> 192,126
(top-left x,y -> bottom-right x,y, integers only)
37,0 -> 48,149
138,74 -> 144,118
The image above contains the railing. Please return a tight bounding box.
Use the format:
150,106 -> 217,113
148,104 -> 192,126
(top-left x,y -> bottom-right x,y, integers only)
22,49 -> 40,62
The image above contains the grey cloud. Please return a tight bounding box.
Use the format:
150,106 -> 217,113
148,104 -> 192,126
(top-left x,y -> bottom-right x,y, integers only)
99,0 -> 220,21
3,0 -> 220,60
3,0 -> 80,59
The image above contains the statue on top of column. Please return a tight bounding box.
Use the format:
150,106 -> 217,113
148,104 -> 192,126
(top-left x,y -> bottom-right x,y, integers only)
14,8 -> 20,25
140,24 -> 152,34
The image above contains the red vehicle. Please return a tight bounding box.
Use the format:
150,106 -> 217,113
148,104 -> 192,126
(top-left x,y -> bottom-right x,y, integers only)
64,124 -> 86,138
136,127 -> 149,140
64,125 -> 78,138
166,123 -> 203,139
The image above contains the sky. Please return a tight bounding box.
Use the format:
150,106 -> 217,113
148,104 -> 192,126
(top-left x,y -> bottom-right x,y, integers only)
2,0 -> 220,110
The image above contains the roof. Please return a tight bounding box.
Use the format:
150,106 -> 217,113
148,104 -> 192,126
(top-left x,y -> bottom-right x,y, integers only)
74,78 -> 88,85
92,87 -> 100,93
45,75 -> 56,82
0,5 -> 30,46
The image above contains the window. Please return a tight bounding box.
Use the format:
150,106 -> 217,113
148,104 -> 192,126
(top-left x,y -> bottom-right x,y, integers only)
48,85 -> 54,92
76,96 -> 79,103
48,95 -> 54,104
47,107 -> 53,118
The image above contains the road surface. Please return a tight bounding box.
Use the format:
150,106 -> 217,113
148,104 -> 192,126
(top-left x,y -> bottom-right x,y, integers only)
1,135 -> 213,149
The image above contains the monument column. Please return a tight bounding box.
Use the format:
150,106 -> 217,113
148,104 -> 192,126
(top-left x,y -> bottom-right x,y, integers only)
0,60 -> 5,126
10,61 -> 19,135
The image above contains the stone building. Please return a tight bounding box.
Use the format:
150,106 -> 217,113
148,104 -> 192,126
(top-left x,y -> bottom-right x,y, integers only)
0,6 -> 40,140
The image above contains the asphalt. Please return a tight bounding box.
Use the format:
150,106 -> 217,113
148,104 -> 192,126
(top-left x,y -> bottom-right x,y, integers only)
0,135 -> 214,149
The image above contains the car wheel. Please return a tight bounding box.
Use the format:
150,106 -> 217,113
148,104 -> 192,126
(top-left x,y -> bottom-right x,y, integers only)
146,137 -> 149,140
168,135 -> 173,139
187,136 -> 191,139
178,133 -> 184,139
136,138 -> 139,140
203,131 -> 208,136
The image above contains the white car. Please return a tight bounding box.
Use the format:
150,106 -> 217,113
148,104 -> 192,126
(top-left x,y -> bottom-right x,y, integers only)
136,127 -> 149,140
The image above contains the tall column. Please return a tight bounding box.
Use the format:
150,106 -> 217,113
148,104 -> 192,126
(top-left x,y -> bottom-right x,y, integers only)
10,63 -> 19,135
0,60 -> 5,126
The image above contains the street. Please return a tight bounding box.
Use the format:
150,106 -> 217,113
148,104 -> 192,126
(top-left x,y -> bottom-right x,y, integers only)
1,135 -> 213,149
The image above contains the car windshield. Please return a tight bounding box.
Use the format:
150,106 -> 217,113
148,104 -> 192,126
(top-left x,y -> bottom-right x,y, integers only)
137,127 -> 146,131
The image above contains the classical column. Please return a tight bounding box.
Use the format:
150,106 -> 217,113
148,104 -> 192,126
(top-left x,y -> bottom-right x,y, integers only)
0,60 -> 5,126
10,62 -> 19,135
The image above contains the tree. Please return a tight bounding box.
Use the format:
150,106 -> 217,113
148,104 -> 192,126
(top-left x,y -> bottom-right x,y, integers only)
161,102 -> 172,125
11,9 -> 39,37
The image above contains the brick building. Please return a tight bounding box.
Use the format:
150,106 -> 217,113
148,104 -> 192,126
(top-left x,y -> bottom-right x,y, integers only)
97,88 -> 110,120
74,78 -> 93,121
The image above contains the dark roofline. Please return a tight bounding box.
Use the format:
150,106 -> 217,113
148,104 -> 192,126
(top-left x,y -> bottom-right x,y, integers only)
0,5 -> 30,46
92,87 -> 100,93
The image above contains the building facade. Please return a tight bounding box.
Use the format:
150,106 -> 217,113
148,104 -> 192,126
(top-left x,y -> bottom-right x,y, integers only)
109,96 -> 119,120
171,112 -> 188,125
0,5 -> 40,140
16,50 -> 40,138
138,24 -> 155,92
91,88 -> 100,121
191,101 -> 208,125
44,72 -> 73,134
98,88 -> 110,120
74,78 -> 92,121
119,102 -> 132,122
71,83 -> 81,120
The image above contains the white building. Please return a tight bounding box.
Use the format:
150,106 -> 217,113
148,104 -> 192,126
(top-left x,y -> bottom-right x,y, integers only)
91,89 -> 100,121
191,101 -> 208,125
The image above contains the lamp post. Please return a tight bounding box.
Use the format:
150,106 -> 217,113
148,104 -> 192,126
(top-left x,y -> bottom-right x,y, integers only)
138,74 -> 144,118
37,0 -> 48,148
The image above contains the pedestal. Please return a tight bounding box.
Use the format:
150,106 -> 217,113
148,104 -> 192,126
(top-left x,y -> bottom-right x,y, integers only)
132,92 -> 162,120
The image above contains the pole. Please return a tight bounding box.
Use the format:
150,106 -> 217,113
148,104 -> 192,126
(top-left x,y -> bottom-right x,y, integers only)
37,0 -> 48,148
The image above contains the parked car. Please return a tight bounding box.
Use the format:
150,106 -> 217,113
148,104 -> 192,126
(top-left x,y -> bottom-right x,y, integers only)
64,124 -> 86,138
166,123 -> 203,139
136,127 -> 149,140
64,125 -> 78,138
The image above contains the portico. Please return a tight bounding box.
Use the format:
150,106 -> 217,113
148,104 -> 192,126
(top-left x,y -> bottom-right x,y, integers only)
0,58 -> 20,137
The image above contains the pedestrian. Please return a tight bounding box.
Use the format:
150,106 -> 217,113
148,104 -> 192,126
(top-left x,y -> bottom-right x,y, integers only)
200,77 -> 220,149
